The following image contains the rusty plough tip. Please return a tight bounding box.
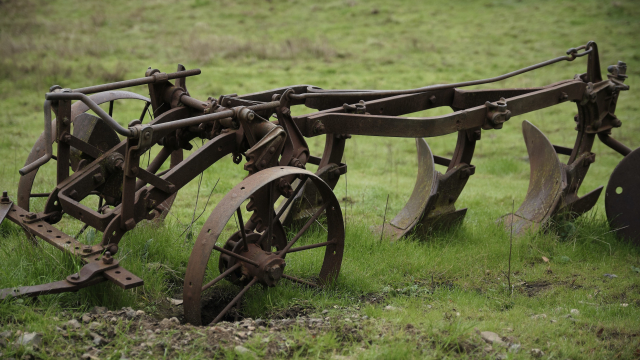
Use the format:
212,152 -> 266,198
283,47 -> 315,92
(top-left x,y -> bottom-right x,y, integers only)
0,42 -> 637,324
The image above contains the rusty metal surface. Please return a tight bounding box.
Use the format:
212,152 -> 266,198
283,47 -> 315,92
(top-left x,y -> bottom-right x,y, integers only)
17,91 -> 150,212
1,42 -> 638,324
502,121 -> 565,233
0,192 -> 12,226
605,147 -> 640,245
183,167 -> 344,325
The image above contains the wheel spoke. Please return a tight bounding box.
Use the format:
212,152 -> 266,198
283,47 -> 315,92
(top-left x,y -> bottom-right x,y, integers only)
276,175 -> 308,219
213,245 -> 259,267
236,208 -> 248,251
108,100 -> 114,117
280,201 -> 330,257
267,181 -> 274,250
279,239 -> 336,254
201,262 -> 241,292
139,101 -> 151,123
256,175 -> 309,248
29,193 -> 50,198
303,196 -> 328,232
210,276 -> 258,324
282,274 -> 317,287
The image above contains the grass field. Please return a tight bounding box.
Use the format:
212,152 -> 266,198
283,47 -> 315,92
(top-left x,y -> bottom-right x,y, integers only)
1,0 -> 640,358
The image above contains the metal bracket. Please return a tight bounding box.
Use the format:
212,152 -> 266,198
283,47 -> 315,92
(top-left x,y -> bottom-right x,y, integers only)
66,255 -> 119,285
0,192 -> 12,226
483,97 -> 511,130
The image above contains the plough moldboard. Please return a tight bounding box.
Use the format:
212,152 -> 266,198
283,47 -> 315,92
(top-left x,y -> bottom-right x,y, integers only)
0,41 -> 638,325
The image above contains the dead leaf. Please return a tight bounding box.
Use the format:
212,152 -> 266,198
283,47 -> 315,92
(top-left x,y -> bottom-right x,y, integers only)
596,327 -> 604,337
167,298 -> 184,306
542,256 -> 549,263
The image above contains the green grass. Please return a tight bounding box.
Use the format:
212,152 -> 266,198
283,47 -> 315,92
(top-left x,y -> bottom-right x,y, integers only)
2,0 -> 640,358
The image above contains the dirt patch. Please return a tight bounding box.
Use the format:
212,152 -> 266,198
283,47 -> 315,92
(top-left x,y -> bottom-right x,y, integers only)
518,280 -> 553,297
359,292 -> 386,304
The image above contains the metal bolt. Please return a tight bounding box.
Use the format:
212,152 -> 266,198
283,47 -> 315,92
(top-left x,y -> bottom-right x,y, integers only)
268,147 -> 276,154
93,173 -> 104,184
25,212 -> 37,220
0,191 -> 8,204
144,131 -> 151,139
62,117 -> 70,127
82,245 -> 92,253
247,111 -> 255,121
70,274 -> 79,280
313,122 -> 325,134
69,190 -> 79,200
429,95 -> 437,104
102,251 -> 113,264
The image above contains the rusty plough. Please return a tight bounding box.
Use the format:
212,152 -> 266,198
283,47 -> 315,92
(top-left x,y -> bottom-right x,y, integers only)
0,41 -> 637,325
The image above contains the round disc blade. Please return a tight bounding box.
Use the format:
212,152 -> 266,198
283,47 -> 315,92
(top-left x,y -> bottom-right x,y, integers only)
605,147 -> 640,245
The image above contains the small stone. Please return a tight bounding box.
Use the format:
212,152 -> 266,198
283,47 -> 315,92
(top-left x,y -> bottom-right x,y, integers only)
254,319 -> 265,326
531,314 -> 547,320
427,305 -> 432,309
125,310 -> 136,319
480,331 -> 507,347
110,317 -> 118,323
154,329 -> 161,334
384,305 -> 397,311
495,354 -> 507,360
570,309 -> 580,315
90,332 -> 107,346
15,332 -> 42,347
234,345 -> 256,358
0,339 -> 6,348
66,319 -> 81,329
0,330 -> 11,339
362,316 -> 369,320
236,331 -> 247,339
530,348 -> 544,357
247,326 -> 256,331
603,274 -> 617,278
82,315 -> 92,323
90,306 -> 107,315
508,344 -> 521,353
483,345 -> 493,352
321,310 -> 329,315
550,319 -> 557,323
170,317 -> 180,325
88,322 -> 101,331
135,310 -> 145,317
622,303 -> 629,307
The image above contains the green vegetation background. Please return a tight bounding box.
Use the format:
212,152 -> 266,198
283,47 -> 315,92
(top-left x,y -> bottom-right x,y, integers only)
1,0 -> 639,358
